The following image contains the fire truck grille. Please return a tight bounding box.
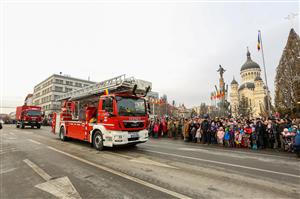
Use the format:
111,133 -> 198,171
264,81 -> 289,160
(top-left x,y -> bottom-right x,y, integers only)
128,137 -> 139,141
123,121 -> 144,128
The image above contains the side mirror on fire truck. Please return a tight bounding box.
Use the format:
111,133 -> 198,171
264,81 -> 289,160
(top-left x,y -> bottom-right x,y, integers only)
147,102 -> 151,114
132,84 -> 137,95
143,86 -> 151,97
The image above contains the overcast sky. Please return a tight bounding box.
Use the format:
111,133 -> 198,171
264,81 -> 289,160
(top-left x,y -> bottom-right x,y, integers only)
0,0 -> 299,113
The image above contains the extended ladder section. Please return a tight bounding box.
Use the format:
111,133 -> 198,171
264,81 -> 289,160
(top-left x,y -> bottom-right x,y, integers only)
56,74 -> 152,101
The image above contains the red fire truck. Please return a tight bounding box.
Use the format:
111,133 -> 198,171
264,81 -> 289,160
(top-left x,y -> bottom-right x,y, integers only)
52,75 -> 151,150
16,105 -> 42,129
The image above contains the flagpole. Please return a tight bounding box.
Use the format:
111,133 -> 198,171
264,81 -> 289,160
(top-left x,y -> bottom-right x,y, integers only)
258,30 -> 271,117
153,102 -> 155,116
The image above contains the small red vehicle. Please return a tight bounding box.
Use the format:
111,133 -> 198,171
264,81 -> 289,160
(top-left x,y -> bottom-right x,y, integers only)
52,75 -> 152,150
16,105 -> 42,129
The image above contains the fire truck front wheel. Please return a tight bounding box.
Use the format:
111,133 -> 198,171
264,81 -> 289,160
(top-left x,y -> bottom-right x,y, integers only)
93,131 -> 104,151
59,127 -> 67,141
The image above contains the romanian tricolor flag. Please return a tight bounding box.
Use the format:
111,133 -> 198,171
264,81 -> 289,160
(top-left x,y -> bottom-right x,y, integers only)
104,89 -> 109,95
257,31 -> 261,51
216,91 -> 220,99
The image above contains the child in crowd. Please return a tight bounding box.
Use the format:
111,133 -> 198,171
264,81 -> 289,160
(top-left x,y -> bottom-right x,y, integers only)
217,127 -> 225,145
195,127 -> 202,143
235,129 -> 242,148
224,127 -> 230,147
252,127 -> 258,150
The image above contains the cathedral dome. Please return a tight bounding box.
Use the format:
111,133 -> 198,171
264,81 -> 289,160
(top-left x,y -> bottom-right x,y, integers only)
241,49 -> 261,71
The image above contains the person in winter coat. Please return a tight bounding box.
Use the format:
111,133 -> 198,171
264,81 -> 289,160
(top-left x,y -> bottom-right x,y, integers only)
191,126 -> 197,143
171,121 -> 177,139
177,119 -> 183,139
167,120 -> 173,138
255,119 -> 266,149
162,119 -> 168,137
224,128 -> 230,147
153,121 -> 160,138
148,120 -> 154,137
201,116 -> 211,144
183,119 -> 190,141
195,127 -> 202,143
217,127 -> 225,145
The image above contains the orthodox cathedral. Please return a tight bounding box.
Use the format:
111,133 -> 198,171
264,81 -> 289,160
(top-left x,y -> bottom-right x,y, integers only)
230,48 -> 268,118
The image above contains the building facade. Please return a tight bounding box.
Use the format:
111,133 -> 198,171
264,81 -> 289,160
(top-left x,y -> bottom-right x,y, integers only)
177,104 -> 192,118
24,94 -> 33,106
230,49 -> 268,118
32,74 -> 95,115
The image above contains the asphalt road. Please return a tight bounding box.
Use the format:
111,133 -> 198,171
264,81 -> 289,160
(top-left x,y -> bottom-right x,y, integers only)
1,124 -> 300,199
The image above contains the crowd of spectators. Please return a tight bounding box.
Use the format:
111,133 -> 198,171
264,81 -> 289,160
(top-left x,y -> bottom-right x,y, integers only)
148,115 -> 300,152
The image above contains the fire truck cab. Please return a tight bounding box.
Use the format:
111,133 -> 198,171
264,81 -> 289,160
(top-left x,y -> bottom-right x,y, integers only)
52,75 -> 151,151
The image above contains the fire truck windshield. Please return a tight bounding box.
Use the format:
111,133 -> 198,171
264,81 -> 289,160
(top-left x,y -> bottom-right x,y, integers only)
26,110 -> 42,116
116,96 -> 146,116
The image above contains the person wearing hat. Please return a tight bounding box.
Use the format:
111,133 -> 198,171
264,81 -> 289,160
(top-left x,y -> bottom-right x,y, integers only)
255,119 -> 266,149
201,115 -> 211,144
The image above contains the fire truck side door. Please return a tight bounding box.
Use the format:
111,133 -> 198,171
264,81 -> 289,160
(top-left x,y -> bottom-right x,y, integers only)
99,97 -> 114,124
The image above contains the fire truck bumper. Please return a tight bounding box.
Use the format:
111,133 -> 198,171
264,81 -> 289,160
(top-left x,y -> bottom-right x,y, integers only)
105,129 -> 149,146
23,121 -> 42,125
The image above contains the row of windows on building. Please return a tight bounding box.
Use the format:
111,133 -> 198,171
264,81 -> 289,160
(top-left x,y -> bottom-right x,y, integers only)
35,86 -> 74,99
34,78 -> 90,92
55,79 -> 89,87
42,104 -> 60,111
34,95 -> 61,105
54,86 -> 73,92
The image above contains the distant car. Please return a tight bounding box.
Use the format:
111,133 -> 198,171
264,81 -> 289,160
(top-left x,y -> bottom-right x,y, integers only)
0,119 -> 3,129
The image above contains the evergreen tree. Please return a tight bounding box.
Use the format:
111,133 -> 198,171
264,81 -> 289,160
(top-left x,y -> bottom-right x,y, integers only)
275,29 -> 300,116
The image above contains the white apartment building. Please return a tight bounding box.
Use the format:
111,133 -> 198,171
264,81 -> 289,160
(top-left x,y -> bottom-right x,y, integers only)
32,74 -> 95,115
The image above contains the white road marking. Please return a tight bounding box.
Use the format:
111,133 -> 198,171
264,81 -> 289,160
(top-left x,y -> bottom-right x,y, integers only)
179,147 -> 209,152
140,149 -> 300,179
23,159 -> 81,199
27,139 -> 42,145
178,147 -> 249,159
9,132 -> 16,136
0,168 -> 17,174
145,141 -> 298,160
130,157 -> 177,169
105,152 -> 133,159
105,152 -> 177,168
36,176 -> 81,199
47,146 -> 191,199
22,131 -> 33,135
23,159 -> 52,181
